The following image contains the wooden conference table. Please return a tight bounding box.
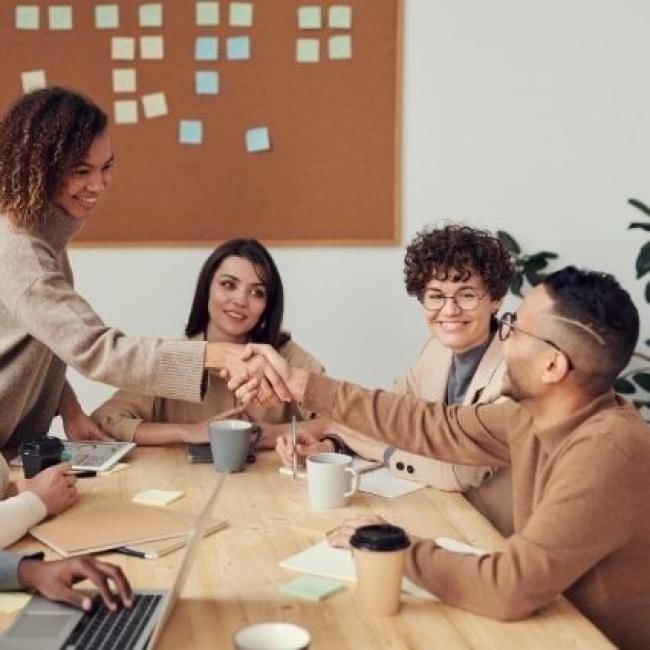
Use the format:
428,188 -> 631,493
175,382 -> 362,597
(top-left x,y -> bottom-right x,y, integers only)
4,446 -> 614,649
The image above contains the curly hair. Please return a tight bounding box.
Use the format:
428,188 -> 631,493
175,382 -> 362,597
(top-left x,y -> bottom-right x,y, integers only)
0,87 -> 107,230
404,223 -> 515,300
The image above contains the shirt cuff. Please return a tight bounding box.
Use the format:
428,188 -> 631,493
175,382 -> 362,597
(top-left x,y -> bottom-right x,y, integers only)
154,340 -> 207,403
302,373 -> 340,416
0,552 -> 44,592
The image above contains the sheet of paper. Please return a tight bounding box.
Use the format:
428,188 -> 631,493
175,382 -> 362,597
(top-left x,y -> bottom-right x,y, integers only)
16,6 -> 40,30
141,92 -> 168,118
21,69 -> 46,93
112,68 -> 136,93
195,36 -> 218,60
435,536 -> 488,556
196,1 -> 219,25
245,126 -> 270,153
139,3 -> 162,27
298,6 -> 321,29
358,467 -> 425,498
328,5 -> 352,29
133,489 -> 184,506
229,2 -> 253,27
195,70 -> 219,95
227,36 -> 250,60
329,34 -> 352,60
279,575 -> 344,602
140,35 -> 164,59
95,4 -> 119,29
48,6 -> 72,30
296,38 -> 319,63
179,120 -> 203,145
111,36 -> 135,60
0,593 -> 32,614
99,461 -> 130,475
114,100 -> 138,124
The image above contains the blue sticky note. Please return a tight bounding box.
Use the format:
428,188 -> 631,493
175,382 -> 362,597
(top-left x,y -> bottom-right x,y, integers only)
195,71 -> 219,95
245,126 -> 270,153
227,36 -> 250,61
179,120 -> 203,145
195,36 -> 218,61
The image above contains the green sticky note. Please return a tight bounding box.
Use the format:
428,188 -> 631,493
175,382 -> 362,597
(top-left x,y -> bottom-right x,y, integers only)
139,3 -> 162,27
95,4 -> 119,29
16,6 -> 40,30
298,6 -> 321,29
296,38 -> 319,63
229,2 -> 253,27
196,1 -> 219,26
329,34 -> 352,60
328,5 -> 352,29
49,5 -> 73,30
279,576 -> 344,602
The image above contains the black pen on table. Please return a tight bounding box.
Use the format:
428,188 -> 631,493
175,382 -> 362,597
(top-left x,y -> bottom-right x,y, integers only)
65,470 -> 97,478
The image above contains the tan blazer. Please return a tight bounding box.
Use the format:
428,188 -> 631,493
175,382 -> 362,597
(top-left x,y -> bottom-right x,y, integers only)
389,334 -> 514,536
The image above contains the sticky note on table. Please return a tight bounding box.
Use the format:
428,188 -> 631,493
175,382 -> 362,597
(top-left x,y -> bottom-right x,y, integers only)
133,489 -> 184,506
226,36 -> 250,60
114,100 -> 138,124
246,126 -> 270,153
196,1 -> 219,25
328,34 -> 352,60
111,36 -> 135,60
328,5 -> 352,29
298,6 -> 321,29
296,38 -> 319,63
195,36 -> 218,60
139,3 -> 163,27
229,2 -> 253,27
21,70 -> 46,93
195,70 -> 219,95
48,6 -> 72,30
141,92 -> 168,118
179,120 -> 203,145
140,35 -> 164,59
279,576 -> 344,602
112,68 -> 136,93
95,4 -> 119,29
16,6 -> 40,30
100,462 -> 130,475
0,592 -> 32,614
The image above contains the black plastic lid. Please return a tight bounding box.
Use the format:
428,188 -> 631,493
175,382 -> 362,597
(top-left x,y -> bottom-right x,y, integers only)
349,524 -> 410,552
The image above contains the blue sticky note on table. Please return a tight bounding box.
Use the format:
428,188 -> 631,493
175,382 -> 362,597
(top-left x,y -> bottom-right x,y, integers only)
179,120 -> 203,145
195,36 -> 218,60
279,575 -> 345,602
195,71 -> 219,95
227,36 -> 250,60
245,126 -> 270,153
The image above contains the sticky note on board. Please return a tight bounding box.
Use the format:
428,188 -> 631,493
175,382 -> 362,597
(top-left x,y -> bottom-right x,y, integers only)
196,1 -> 219,25
279,576 -> 344,602
246,126 -> 270,153
139,3 -> 163,27
48,6 -> 72,30
179,120 -> 203,145
298,6 -> 321,29
195,36 -> 218,60
328,5 -> 352,29
195,70 -> 219,95
226,36 -> 250,60
328,34 -> 351,60
112,68 -> 136,93
0,593 -> 32,614
229,2 -> 253,27
114,100 -> 138,124
140,35 -> 164,59
95,4 -> 119,29
296,38 -> 319,63
16,6 -> 40,30
141,92 -> 168,119
133,489 -> 184,506
21,70 -> 47,93
111,36 -> 135,60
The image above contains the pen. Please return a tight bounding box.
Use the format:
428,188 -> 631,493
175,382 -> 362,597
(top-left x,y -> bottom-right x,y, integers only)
66,470 -> 97,478
291,415 -> 297,480
114,546 -> 148,559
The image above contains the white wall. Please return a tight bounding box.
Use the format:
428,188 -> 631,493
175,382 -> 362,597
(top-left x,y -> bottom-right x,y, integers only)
61,0 -> 650,422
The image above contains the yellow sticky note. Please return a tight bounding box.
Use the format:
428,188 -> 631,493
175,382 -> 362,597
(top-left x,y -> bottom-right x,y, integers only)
95,4 -> 119,29
229,2 -> 253,27
298,6 -> 321,30
133,489 -> 184,507
112,69 -> 136,93
111,36 -> 135,60
114,101 -> 138,125
21,70 -> 47,93
48,5 -> 73,30
139,3 -> 163,27
141,92 -> 168,118
328,5 -> 352,29
16,6 -> 40,30
328,34 -> 352,60
0,592 -> 32,614
101,462 -> 129,475
140,35 -> 164,59
296,38 -> 319,63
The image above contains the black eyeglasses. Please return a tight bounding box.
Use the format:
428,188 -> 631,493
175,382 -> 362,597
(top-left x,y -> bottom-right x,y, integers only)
497,312 -> 574,371
420,288 -> 487,311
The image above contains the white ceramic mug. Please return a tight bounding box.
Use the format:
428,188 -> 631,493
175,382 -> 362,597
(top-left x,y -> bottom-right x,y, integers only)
233,622 -> 310,650
306,452 -> 358,509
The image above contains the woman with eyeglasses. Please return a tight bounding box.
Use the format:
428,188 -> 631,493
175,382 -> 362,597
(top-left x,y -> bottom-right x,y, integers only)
276,223 -> 516,536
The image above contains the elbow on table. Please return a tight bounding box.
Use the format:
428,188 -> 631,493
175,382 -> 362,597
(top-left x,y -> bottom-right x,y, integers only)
484,592 -> 540,622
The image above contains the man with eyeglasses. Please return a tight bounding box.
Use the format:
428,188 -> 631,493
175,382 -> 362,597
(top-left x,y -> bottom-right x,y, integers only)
240,266 -> 649,650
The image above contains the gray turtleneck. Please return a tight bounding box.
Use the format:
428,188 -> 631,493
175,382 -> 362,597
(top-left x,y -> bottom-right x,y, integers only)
446,335 -> 494,405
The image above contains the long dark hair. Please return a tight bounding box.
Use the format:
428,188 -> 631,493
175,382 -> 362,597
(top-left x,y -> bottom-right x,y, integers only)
185,238 -> 290,348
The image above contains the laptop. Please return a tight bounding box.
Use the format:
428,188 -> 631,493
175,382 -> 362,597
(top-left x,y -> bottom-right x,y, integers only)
0,477 -> 225,650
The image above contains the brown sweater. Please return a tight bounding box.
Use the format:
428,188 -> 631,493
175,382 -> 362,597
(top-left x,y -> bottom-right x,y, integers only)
303,373 -> 650,650
0,208 -> 206,450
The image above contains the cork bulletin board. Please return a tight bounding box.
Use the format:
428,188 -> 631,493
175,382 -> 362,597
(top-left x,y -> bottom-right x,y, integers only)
0,0 -> 402,245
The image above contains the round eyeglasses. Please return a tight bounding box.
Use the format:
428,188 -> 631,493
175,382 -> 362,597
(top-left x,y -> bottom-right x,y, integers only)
420,288 -> 486,312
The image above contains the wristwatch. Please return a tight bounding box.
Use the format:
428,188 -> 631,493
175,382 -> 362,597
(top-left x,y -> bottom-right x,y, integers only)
321,434 -> 352,455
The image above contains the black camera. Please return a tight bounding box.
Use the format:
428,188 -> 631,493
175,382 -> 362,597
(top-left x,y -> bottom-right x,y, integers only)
21,437 -> 64,479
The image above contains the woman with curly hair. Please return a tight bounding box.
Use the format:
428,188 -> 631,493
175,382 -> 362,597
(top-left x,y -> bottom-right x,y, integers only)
276,223 -> 516,535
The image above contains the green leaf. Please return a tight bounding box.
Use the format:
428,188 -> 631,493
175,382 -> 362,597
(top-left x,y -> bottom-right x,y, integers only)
614,377 -> 636,394
646,339 -> 650,347
510,274 -> 524,297
632,399 -> 650,410
632,372 -> 650,391
629,222 -> 650,232
524,270 -> 546,287
497,231 -> 521,255
636,242 -> 650,279
523,257 -> 549,273
646,282 -> 650,304
628,198 -> 650,218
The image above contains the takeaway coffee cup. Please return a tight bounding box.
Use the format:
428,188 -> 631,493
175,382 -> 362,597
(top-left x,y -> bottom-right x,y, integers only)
306,452 -> 358,509
233,622 -> 310,650
350,524 -> 411,616
208,419 -> 261,473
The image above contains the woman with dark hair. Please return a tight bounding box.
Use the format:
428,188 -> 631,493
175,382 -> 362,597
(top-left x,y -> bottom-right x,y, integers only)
92,238 -> 323,447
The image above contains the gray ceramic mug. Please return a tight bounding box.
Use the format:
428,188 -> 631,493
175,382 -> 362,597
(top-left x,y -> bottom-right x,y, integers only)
208,419 -> 261,473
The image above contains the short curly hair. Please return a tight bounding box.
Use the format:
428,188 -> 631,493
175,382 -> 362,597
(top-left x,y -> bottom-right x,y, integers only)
0,87 -> 107,230
404,223 -> 515,300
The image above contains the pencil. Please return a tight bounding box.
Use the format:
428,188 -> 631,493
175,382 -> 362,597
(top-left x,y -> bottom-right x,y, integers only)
291,415 -> 297,480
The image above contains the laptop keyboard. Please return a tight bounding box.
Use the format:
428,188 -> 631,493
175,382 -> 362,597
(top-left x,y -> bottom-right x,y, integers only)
64,593 -> 163,650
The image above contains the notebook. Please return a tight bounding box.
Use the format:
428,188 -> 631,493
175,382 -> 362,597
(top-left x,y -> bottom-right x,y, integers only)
358,467 -> 426,498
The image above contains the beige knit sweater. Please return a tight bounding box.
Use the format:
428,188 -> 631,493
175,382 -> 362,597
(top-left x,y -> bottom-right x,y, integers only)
0,208 -> 206,450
